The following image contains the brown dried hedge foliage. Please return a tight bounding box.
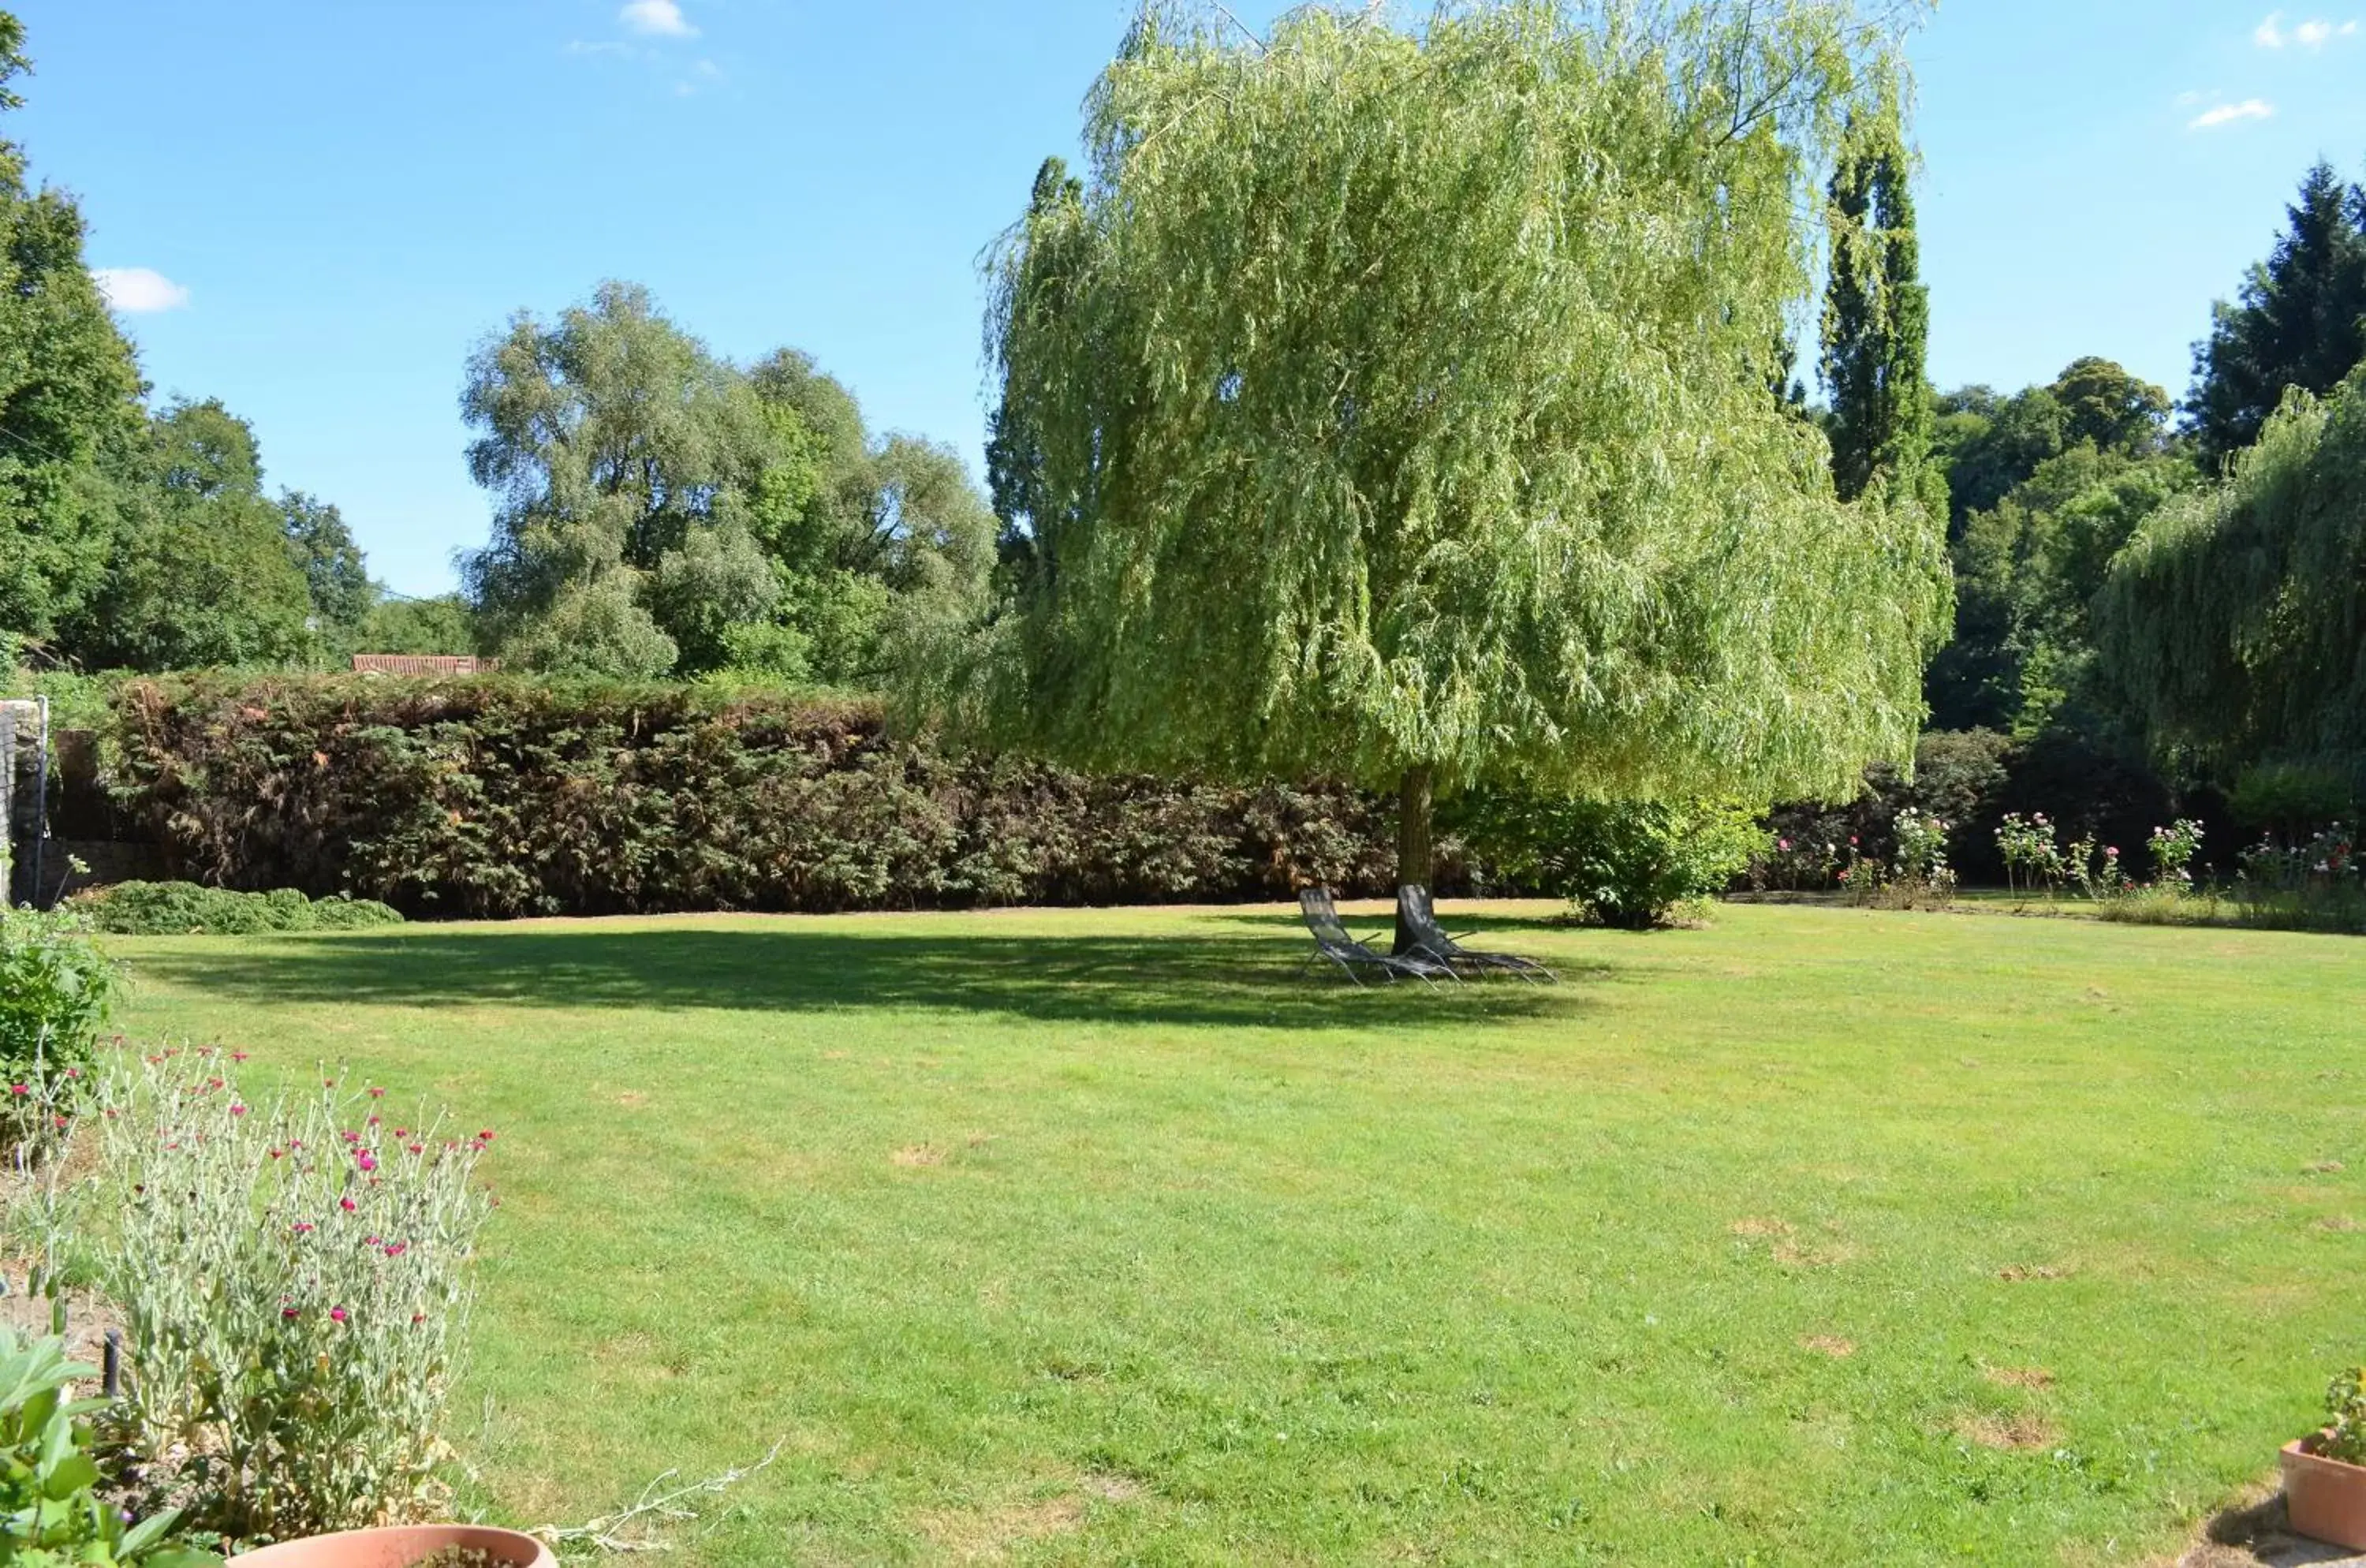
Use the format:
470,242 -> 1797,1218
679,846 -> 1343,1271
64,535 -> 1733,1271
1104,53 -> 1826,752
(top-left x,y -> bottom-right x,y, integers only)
110,678 -> 1446,918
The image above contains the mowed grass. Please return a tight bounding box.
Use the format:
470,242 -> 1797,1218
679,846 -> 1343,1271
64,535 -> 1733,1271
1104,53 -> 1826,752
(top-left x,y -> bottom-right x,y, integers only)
103,902 -> 2362,1566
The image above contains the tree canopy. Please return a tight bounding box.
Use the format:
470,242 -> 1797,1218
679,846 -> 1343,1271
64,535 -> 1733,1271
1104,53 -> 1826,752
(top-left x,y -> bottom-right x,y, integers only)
1924,357 -> 2184,731
2188,159 -> 2366,471
0,11 -> 146,655
968,0 -> 1950,908
63,399 -> 319,670
2101,363 -> 2366,786
1820,99 -> 1939,521
461,283 -> 994,683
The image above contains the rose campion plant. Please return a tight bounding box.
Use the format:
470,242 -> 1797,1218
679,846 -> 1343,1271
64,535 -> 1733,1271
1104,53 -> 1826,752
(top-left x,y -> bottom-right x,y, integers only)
88,1051 -> 498,1546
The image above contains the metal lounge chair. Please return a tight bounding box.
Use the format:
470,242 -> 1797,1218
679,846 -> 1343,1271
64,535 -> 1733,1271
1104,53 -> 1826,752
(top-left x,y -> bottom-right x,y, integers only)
1397,884 -> 1557,982
1297,888 -> 1459,987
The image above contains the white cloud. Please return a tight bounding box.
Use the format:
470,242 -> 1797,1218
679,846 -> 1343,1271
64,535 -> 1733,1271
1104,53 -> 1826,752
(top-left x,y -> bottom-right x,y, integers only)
2256,10 -> 2357,47
91,267 -> 190,313
618,0 -> 696,37
2189,98 -> 2276,129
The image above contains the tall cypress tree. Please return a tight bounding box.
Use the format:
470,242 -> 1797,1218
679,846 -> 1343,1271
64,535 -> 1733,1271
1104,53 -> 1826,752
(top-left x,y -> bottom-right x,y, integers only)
2188,161 -> 2366,470
1820,106 -> 1936,517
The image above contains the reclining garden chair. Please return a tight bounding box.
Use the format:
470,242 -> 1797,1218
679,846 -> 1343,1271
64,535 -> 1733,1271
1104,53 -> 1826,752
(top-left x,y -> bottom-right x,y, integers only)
1397,885 -> 1557,982
1297,888 -> 1458,987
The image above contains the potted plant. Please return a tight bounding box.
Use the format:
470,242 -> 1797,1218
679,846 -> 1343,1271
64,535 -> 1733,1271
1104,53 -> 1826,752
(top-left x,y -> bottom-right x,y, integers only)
226,1525 -> 554,1567
2282,1365 -> 2366,1551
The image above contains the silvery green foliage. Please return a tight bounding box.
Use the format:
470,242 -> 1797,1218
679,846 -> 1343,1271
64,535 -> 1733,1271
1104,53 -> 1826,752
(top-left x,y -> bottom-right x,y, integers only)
965,0 -> 1950,804
88,1055 -> 496,1544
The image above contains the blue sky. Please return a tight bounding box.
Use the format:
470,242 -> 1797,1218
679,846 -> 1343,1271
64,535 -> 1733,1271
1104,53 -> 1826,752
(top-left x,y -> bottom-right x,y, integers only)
20,1 -> 2366,596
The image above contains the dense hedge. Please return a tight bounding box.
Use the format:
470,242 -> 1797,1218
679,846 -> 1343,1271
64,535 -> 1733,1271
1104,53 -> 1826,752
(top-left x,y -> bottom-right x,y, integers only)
112,678 -> 1437,917
72,881 -> 405,935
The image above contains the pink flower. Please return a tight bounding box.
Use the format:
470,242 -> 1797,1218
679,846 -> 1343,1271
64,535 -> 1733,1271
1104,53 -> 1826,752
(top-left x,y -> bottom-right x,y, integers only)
368,1087 -> 386,1099
407,1143 -> 423,1154
63,1067 -> 80,1080
412,1312 -> 427,1325
356,1152 -> 379,1174
478,1129 -> 496,1144
232,1051 -> 250,1063
293,1222 -> 315,1234
269,1148 -> 283,1159
339,1196 -> 357,1213
329,1307 -> 349,1324
384,1242 -> 407,1257
364,1234 -> 381,1246
231,1104 -> 248,1118
7,1085 -> 25,1098
367,1114 -> 381,1127
207,1077 -> 224,1091
282,1306 -> 300,1320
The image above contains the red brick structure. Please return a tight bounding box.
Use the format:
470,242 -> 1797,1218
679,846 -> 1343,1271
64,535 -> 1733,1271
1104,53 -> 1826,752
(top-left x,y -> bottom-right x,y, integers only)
349,655 -> 500,676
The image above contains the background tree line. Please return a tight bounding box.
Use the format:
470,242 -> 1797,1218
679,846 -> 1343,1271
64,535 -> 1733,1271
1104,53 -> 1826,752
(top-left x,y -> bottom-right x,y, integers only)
9,0 -> 2366,863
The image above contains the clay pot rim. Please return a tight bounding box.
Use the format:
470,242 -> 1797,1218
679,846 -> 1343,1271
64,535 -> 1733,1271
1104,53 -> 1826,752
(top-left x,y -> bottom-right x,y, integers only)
224,1522 -> 554,1568
2286,1433 -> 2366,1470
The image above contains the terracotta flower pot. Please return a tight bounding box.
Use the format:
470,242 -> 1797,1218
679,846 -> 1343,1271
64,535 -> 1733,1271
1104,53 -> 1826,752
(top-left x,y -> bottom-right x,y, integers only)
2283,1436 -> 2366,1552
226,1525 -> 554,1568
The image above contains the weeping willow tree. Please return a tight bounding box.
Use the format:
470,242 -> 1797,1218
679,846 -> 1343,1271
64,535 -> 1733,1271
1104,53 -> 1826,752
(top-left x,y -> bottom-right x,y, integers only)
964,0 -> 1950,943
2098,364 -> 2366,788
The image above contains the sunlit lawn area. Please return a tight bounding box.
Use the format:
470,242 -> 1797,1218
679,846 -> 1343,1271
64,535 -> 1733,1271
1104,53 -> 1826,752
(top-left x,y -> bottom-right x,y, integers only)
105,902 -> 2360,1565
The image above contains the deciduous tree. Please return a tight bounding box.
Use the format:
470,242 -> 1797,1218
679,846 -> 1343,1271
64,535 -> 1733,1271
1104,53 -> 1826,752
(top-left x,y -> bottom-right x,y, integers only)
2102,364 -> 2366,783
0,11 -> 144,654
968,0 -> 1950,946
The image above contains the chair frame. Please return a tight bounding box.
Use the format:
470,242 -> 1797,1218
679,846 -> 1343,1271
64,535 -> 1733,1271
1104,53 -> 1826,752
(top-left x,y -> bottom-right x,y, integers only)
1396,885 -> 1558,982
1296,888 -> 1459,987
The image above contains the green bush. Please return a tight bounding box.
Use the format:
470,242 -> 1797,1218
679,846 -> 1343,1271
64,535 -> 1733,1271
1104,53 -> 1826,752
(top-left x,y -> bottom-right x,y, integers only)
108,677 -> 1428,917
73,882 -> 404,937
0,898 -> 115,1107
2326,1365 -> 2366,1465
1458,797 -> 1766,929
2228,761 -> 2356,837
0,1327 -> 219,1566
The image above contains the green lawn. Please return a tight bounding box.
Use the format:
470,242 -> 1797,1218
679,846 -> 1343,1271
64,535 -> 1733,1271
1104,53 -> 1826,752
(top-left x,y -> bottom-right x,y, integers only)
104,902 -> 2362,1566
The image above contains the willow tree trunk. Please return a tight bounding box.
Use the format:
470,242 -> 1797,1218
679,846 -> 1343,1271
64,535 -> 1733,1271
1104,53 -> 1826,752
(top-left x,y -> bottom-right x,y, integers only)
1393,763 -> 1434,954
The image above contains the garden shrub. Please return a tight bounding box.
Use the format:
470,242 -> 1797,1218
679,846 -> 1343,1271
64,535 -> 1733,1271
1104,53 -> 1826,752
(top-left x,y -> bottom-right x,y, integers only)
1760,726 -> 2185,889
0,890 -> 115,1126
0,1327 -> 219,1566
89,1053 -> 496,1546
1457,797 -> 1766,929
2232,822 -> 2366,933
110,677 -> 1430,917
2326,1365 -> 2366,1465
2228,761 -> 2356,837
74,881 -> 404,936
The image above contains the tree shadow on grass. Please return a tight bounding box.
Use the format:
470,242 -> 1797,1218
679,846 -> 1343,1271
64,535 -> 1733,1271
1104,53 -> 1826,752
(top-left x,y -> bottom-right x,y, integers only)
120,923 -> 1614,1032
